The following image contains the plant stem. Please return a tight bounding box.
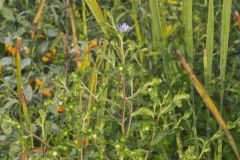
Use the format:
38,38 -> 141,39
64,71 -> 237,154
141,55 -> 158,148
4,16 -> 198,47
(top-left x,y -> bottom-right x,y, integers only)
126,80 -> 134,137
145,100 -> 163,159
120,74 -> 127,135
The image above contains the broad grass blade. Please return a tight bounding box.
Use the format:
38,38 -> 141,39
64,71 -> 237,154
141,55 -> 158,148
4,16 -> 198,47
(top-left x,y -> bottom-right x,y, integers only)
219,1 -> 232,158
149,0 -> 171,79
204,0 -> 214,91
183,0 -> 193,65
84,0 -> 107,35
220,0 -> 232,109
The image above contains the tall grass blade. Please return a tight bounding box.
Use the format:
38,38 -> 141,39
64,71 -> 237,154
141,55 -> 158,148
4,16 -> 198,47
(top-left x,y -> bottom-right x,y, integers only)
16,38 -> 33,147
82,0 -> 88,40
130,0 -> 142,43
220,0 -> 232,111
149,0 -> 171,79
130,0 -> 144,63
84,0 -> 108,35
177,50 -> 240,160
69,2 -> 81,60
183,0 -> 197,145
204,0 -> 214,92
204,0 -> 214,158
219,0 -> 232,159
86,66 -> 98,123
183,0 -> 193,64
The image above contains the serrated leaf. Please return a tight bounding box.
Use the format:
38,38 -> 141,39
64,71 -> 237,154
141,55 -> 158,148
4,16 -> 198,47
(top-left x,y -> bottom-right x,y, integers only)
1,7 -> 14,21
132,107 -> 154,118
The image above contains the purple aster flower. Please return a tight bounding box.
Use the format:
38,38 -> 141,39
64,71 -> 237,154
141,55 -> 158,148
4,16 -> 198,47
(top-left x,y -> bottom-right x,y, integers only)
118,23 -> 131,32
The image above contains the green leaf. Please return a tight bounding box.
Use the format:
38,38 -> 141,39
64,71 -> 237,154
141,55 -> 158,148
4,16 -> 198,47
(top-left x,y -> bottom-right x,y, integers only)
45,29 -> 59,37
21,57 -> 31,70
0,7 -> 14,21
151,128 -> 182,146
37,41 -> 48,53
173,93 -> 189,107
9,144 -> 21,156
0,57 -> 12,66
0,99 -> 19,116
132,107 -> 154,118
1,121 -> 12,135
85,0 -> 108,35
12,27 -> 26,37
23,84 -> 32,102
3,99 -> 19,109
173,93 -> 190,101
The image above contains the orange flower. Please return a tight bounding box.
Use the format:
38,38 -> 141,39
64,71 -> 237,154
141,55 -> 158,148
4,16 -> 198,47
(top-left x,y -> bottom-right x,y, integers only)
46,52 -> 54,59
5,44 -> 16,54
35,78 -> 43,87
50,48 -> 57,55
88,39 -> 98,49
86,39 -> 98,54
42,89 -> 52,97
75,60 -> 82,69
42,56 -> 50,63
57,105 -> 64,113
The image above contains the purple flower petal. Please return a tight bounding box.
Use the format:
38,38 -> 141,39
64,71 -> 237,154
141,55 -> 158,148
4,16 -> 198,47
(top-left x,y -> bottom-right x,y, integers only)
118,23 -> 131,32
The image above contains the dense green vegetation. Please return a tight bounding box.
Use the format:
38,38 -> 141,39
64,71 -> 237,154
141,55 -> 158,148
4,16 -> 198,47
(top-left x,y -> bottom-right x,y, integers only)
0,0 -> 240,159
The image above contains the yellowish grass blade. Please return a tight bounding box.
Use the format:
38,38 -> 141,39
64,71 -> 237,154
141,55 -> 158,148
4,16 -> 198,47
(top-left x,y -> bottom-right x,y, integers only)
16,38 -> 33,147
177,50 -> 240,160
33,0 -> 46,24
84,0 -> 107,35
